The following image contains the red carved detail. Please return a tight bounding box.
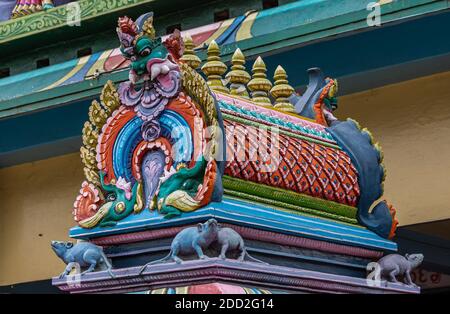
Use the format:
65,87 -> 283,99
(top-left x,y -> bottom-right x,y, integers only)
223,119 -> 360,207
72,181 -> 103,223
388,203 -> 399,239
195,160 -> 218,206
96,107 -> 135,184
164,29 -> 184,61
118,16 -> 138,36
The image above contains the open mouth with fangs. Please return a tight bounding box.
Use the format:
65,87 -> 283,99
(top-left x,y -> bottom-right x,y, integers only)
129,57 -> 180,86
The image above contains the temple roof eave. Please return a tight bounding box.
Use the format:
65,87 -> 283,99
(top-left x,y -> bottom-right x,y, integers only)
51,258 -> 420,294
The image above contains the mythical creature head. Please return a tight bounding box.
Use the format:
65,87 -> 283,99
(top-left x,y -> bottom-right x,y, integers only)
289,68 -> 339,127
116,12 -> 184,141
317,78 -> 339,126
74,172 -> 141,229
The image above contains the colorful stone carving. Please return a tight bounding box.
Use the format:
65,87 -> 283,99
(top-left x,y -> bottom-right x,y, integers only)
289,68 -> 398,238
71,11 -> 397,241
73,12 -> 224,228
10,0 -> 53,18
247,56 -> 273,106
46,9 -> 427,295
201,40 -> 229,94
225,48 -> 250,98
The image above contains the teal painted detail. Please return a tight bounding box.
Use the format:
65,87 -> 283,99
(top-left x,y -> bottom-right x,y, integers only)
129,37 -> 168,76
159,110 -> 193,163
158,155 -> 208,218
86,171 -> 139,228
69,197 -> 397,252
0,57 -> 79,102
112,110 -> 194,182
113,116 -> 142,183
253,0 -> 369,37
218,100 -> 335,142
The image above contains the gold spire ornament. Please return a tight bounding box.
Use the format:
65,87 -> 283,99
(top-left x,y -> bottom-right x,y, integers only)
247,56 -> 273,106
225,48 -> 251,98
141,15 -> 156,39
201,40 -> 229,94
180,34 -> 201,69
270,65 -> 295,113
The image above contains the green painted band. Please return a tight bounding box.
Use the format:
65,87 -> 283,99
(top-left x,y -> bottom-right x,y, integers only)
0,0 -> 152,43
222,176 -> 358,221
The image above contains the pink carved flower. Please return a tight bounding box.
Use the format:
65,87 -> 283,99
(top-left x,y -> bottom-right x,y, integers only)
116,177 -> 132,200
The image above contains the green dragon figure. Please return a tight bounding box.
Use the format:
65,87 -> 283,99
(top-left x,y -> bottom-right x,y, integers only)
157,156 -> 208,218
78,172 -> 141,228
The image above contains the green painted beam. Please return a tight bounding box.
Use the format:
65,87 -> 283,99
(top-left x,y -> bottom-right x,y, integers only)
216,0 -> 450,62
0,0 -> 214,57
0,70 -> 127,119
0,0 -> 449,119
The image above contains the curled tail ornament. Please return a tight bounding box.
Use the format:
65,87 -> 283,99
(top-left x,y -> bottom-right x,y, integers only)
291,68 -> 397,239
327,119 -> 398,239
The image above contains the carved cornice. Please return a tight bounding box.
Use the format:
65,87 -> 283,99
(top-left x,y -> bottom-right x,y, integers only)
0,0 -> 149,43
91,223 -> 383,259
52,258 -> 420,294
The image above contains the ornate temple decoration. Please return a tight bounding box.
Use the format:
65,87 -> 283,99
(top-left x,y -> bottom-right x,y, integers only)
225,48 -> 251,98
71,11 -> 398,238
369,253 -> 424,286
247,56 -> 273,106
71,11 -> 398,242
51,10 -> 420,295
201,40 -> 229,94
10,0 -> 54,18
270,65 -> 295,113
180,34 -> 201,70
139,218 -> 265,275
72,12 -> 224,228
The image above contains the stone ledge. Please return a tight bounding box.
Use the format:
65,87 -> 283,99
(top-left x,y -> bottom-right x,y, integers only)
52,258 -> 420,294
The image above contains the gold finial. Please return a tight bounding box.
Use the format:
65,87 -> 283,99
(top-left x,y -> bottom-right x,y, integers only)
201,40 -> 229,94
225,48 -> 251,98
142,15 -> 156,39
270,65 -> 295,113
247,56 -> 273,106
180,34 -> 201,69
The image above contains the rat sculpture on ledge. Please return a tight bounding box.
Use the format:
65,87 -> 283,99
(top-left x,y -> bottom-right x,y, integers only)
139,219 -> 266,274
51,241 -> 115,278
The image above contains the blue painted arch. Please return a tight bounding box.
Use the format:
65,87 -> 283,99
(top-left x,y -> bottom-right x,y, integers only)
112,110 -> 194,182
